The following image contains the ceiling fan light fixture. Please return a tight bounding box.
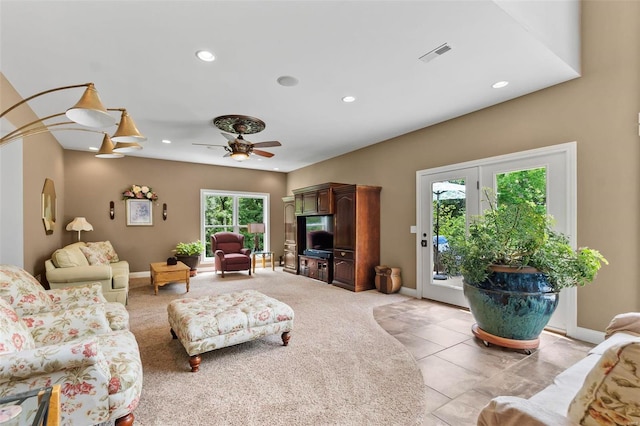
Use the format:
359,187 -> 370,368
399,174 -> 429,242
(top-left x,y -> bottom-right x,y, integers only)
230,152 -> 250,162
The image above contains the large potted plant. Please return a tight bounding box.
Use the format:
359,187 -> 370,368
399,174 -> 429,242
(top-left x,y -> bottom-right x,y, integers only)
443,190 -> 607,352
174,240 -> 205,276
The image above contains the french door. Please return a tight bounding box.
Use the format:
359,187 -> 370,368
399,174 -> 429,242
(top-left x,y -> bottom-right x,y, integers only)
417,143 -> 576,333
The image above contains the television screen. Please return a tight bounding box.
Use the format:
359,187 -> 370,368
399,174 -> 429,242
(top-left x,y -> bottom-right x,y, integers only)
305,216 -> 334,251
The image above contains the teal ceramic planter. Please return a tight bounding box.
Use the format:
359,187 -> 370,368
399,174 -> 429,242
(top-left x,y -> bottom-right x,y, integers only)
463,267 -> 559,341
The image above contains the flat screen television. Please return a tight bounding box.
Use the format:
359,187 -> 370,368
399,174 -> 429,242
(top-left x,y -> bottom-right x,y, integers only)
304,215 -> 334,255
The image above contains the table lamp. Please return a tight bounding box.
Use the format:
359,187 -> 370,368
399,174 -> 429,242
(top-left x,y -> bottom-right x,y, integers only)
247,223 -> 265,251
66,217 -> 93,241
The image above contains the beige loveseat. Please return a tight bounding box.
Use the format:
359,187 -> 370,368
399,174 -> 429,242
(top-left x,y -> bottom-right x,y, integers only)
478,312 -> 640,425
45,241 -> 129,305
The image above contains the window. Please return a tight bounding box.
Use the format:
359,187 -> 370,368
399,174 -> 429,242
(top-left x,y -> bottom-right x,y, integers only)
201,190 -> 269,258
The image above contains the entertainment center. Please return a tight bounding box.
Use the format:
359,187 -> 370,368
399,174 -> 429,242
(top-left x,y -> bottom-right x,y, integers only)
283,182 -> 381,292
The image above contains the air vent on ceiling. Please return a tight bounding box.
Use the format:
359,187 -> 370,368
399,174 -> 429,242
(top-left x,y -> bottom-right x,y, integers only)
419,43 -> 452,63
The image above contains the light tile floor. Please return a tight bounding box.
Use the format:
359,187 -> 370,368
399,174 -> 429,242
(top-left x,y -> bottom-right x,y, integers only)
373,298 -> 594,425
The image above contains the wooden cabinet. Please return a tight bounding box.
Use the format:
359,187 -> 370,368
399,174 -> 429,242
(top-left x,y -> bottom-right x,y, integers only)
293,183 -> 346,216
282,196 -> 297,274
299,255 -> 332,283
332,185 -> 381,292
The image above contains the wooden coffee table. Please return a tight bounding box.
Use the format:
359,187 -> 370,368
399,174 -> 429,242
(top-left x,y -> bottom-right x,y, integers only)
150,261 -> 190,295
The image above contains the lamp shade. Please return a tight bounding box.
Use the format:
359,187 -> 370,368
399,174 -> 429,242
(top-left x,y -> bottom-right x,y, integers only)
65,84 -> 115,128
247,223 -> 265,233
95,133 -> 124,158
111,109 -> 147,142
66,217 -> 93,232
113,141 -> 143,153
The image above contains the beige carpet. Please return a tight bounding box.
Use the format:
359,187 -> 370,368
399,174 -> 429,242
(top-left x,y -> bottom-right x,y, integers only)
128,269 -> 425,425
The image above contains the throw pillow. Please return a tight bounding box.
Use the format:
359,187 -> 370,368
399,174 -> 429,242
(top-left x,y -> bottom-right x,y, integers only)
0,298 -> 36,354
567,339 -> 640,425
86,241 -> 120,263
51,245 -> 90,268
0,264 -> 54,315
79,245 -> 110,266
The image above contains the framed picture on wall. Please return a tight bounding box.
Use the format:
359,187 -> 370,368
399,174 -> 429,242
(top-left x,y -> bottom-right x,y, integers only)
126,199 -> 153,226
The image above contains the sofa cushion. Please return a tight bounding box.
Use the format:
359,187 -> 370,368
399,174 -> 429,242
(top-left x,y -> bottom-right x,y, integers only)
0,264 -> 54,315
568,339 -> 640,425
80,245 -> 110,265
0,298 -> 35,354
52,243 -> 90,268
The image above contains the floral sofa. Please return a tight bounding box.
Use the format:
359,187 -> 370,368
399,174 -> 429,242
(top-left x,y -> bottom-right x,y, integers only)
477,312 -> 640,425
45,241 -> 129,305
0,265 -> 142,425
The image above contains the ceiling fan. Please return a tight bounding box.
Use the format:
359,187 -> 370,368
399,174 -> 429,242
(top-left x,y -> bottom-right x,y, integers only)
193,114 -> 281,161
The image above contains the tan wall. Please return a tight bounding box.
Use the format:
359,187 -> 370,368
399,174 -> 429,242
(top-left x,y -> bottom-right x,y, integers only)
63,151 -> 287,272
287,0 -> 640,331
1,73 -> 65,281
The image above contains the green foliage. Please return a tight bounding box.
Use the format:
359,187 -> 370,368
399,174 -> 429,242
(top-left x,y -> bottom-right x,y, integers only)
496,168 -> 547,215
175,240 -> 205,256
444,189 -> 607,290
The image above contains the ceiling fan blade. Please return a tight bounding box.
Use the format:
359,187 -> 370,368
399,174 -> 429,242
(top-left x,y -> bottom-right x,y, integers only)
192,143 -> 226,147
223,152 -> 231,158
252,149 -> 275,158
221,132 -> 236,142
252,141 -> 281,148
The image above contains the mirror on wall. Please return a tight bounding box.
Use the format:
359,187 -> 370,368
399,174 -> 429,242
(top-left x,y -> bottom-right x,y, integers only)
42,178 -> 56,234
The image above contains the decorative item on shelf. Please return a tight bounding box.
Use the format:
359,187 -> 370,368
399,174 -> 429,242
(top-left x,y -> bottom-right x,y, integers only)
174,240 -> 205,276
247,223 -> 265,251
66,217 -> 93,241
442,189 -> 608,353
109,201 -> 115,219
0,83 -> 146,159
163,203 -> 167,220
41,178 -> 57,235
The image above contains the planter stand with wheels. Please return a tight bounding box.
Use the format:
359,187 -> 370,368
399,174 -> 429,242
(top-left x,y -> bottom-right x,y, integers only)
471,324 -> 539,355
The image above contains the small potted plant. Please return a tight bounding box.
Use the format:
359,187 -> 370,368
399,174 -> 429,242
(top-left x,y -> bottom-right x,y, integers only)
174,240 -> 205,276
442,189 -> 607,351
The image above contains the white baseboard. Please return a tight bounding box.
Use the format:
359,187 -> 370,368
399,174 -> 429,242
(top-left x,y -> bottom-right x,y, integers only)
569,326 -> 605,345
399,287 -> 417,298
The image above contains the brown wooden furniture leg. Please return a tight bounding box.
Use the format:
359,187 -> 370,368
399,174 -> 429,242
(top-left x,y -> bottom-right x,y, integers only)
281,331 -> 291,346
189,355 -> 201,372
115,413 -> 134,426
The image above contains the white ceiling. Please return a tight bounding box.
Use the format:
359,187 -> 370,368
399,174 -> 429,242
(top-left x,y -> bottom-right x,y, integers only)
1,1 -> 580,173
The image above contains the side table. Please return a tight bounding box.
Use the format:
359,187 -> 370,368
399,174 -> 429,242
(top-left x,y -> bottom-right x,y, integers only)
0,385 -> 60,426
251,251 -> 275,273
150,261 -> 190,295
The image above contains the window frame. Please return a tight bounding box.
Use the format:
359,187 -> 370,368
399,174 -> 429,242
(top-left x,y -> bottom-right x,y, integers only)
200,189 -> 270,261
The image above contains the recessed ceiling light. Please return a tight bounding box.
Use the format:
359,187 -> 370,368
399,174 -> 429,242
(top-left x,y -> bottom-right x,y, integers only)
277,76 -> 299,87
162,139 -> 171,144
196,50 -> 215,62
492,81 -> 509,89
273,168 -> 279,171
342,96 -> 356,103
89,147 -> 98,151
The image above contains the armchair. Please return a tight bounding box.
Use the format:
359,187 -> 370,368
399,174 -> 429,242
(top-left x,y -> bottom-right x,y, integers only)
0,264 -> 128,331
0,298 -> 142,426
211,232 -> 252,278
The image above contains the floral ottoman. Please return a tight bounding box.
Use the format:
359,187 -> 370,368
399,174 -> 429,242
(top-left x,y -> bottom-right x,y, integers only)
167,289 -> 294,372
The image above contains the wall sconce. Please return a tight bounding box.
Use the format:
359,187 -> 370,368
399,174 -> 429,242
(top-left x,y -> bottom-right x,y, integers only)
109,201 -> 115,220
163,203 -> 168,221
0,83 -> 146,158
